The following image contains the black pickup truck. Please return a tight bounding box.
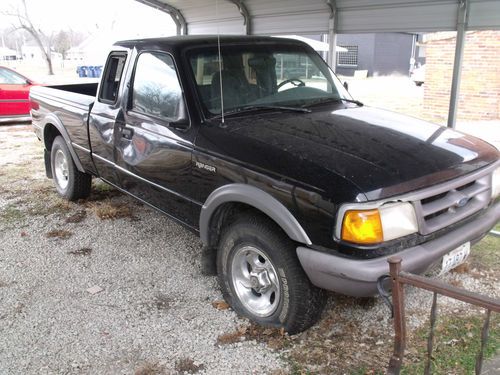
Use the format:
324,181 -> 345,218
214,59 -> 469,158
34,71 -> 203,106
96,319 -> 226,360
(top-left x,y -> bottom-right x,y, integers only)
30,36 -> 500,334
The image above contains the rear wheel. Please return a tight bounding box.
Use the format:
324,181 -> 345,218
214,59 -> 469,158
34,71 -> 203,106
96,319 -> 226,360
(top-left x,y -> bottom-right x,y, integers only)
217,212 -> 326,334
51,136 -> 91,201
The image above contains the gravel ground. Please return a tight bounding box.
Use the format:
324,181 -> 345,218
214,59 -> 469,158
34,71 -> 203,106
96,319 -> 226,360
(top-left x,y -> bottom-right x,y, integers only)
0,126 -> 283,374
0,125 -> 498,374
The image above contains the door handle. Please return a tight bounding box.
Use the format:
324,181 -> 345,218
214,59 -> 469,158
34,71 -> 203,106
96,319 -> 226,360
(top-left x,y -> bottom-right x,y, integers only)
121,127 -> 134,140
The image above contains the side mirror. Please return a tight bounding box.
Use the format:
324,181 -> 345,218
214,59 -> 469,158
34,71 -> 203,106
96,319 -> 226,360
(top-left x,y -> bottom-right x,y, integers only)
169,118 -> 189,130
343,81 -> 349,91
169,99 -> 189,130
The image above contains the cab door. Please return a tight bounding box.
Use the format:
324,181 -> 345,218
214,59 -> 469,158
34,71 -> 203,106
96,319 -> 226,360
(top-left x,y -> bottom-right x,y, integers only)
88,52 -> 128,184
114,51 -> 198,228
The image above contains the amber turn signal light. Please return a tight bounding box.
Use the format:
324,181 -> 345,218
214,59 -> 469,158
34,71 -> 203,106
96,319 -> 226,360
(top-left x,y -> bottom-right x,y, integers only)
341,209 -> 383,244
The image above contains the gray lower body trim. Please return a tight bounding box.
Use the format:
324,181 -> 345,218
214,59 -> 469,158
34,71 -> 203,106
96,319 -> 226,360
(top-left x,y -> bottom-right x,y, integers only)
0,115 -> 31,124
0,99 -> 29,103
297,201 -> 500,297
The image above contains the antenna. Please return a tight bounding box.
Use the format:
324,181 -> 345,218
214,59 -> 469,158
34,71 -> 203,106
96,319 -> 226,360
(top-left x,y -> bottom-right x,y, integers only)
216,0 -> 225,124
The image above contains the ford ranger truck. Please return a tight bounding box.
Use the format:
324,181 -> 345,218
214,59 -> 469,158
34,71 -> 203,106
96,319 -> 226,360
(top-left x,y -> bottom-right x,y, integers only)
30,36 -> 500,334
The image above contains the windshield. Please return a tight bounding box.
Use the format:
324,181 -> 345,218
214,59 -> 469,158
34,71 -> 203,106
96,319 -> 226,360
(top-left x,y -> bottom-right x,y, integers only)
188,43 -> 351,116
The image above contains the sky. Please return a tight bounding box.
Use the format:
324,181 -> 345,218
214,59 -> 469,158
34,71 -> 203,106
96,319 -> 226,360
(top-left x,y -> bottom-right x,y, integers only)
1,0 -> 177,39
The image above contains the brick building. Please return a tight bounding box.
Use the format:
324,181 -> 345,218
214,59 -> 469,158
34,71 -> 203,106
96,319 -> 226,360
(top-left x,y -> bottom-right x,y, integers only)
423,31 -> 500,124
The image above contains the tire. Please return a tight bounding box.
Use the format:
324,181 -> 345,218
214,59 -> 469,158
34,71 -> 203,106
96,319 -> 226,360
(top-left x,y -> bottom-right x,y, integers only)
217,212 -> 326,334
50,136 -> 91,201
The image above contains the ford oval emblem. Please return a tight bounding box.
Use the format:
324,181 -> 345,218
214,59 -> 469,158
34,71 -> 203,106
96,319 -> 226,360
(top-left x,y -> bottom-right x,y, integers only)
456,197 -> 469,208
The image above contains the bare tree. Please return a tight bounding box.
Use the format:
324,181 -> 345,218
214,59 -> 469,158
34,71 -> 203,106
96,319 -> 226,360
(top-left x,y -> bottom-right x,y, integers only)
53,30 -> 71,59
2,0 -> 54,75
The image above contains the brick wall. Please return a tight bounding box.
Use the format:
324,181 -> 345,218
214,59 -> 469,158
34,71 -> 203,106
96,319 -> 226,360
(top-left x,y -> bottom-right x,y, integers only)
423,31 -> 500,124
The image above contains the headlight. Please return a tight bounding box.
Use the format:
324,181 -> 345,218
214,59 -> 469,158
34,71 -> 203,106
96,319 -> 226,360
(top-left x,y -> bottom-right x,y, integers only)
339,202 -> 418,245
492,167 -> 500,200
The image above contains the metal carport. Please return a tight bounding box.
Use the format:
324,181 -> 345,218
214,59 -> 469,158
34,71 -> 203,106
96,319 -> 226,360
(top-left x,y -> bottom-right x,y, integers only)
135,0 -> 500,128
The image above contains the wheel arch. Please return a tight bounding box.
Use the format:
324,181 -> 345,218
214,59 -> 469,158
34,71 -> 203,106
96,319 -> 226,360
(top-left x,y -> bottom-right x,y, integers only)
42,114 -> 85,173
200,184 -> 312,248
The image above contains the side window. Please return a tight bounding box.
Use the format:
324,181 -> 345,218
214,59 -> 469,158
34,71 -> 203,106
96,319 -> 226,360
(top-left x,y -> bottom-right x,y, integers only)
0,68 -> 27,85
131,52 -> 183,121
99,53 -> 127,103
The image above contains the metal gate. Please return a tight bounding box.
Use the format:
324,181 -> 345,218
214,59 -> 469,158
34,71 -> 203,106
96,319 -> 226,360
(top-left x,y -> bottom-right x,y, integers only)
385,257 -> 500,375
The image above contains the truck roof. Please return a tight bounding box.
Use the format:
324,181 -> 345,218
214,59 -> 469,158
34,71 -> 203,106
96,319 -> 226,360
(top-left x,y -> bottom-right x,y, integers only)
113,35 -> 307,51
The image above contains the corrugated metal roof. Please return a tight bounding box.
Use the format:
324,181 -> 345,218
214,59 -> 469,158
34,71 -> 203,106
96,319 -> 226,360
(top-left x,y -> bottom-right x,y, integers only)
135,0 -> 500,35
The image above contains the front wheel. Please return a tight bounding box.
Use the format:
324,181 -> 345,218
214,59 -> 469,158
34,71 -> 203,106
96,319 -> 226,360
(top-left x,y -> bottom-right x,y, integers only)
51,136 -> 91,201
217,212 -> 326,334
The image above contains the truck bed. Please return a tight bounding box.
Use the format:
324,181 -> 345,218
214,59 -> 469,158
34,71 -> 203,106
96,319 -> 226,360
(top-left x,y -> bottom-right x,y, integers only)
30,83 -> 98,110
30,82 -> 100,173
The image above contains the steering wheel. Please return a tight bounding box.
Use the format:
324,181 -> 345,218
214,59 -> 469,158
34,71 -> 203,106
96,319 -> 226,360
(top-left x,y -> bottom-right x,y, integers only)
277,78 -> 306,90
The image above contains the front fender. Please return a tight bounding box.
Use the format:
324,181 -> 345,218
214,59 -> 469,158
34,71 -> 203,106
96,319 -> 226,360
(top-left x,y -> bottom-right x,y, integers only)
200,183 -> 312,246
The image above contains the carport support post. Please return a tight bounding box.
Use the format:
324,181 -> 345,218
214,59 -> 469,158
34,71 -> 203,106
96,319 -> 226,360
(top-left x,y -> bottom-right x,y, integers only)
327,0 -> 337,71
228,0 -> 251,35
447,0 -> 469,128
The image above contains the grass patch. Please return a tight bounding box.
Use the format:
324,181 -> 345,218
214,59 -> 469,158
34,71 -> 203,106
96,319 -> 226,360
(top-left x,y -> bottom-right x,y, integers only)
93,180 -> 116,193
46,229 -> 73,239
134,362 -> 165,375
402,313 -> 500,374
174,357 -> 205,374
216,329 -> 246,345
88,200 -> 135,220
217,323 -> 288,349
469,233 -> 500,270
0,204 -> 25,224
65,210 -> 87,223
27,201 -> 59,216
87,180 -> 121,202
0,163 -> 32,180
349,368 -> 385,375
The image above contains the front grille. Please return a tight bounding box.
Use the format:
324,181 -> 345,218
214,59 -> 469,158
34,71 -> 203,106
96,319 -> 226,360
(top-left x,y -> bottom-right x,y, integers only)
412,170 -> 492,235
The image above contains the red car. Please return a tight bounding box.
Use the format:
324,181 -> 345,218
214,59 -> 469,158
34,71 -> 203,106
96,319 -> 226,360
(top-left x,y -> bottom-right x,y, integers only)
0,66 -> 36,123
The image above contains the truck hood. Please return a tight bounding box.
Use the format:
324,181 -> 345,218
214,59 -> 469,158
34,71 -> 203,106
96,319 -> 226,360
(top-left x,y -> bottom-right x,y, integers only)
199,105 -> 499,201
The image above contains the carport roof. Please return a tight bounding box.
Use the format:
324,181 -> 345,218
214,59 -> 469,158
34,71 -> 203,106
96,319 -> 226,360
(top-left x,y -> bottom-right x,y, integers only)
134,0 -> 500,129
135,0 -> 500,36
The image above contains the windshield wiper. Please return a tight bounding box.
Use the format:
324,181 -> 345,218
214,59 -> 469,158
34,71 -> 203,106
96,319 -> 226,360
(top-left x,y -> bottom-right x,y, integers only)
303,97 -> 364,108
211,104 -> 311,119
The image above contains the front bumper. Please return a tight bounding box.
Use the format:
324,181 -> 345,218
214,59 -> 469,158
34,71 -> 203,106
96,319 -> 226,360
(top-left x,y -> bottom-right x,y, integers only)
297,201 -> 500,297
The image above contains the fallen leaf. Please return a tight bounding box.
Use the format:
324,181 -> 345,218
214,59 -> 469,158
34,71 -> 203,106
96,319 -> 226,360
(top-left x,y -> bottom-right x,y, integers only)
46,229 -> 72,239
212,300 -> 230,310
87,286 -> 103,295
68,248 -> 92,256
65,210 -> 87,224
263,328 -> 274,336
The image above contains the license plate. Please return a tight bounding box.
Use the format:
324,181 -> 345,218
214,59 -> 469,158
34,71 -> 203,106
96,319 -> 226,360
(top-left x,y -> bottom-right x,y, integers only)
440,242 -> 470,275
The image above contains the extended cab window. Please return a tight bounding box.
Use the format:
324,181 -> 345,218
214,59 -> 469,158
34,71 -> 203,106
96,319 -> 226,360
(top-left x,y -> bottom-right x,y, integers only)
99,53 -> 127,103
131,52 -> 183,121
